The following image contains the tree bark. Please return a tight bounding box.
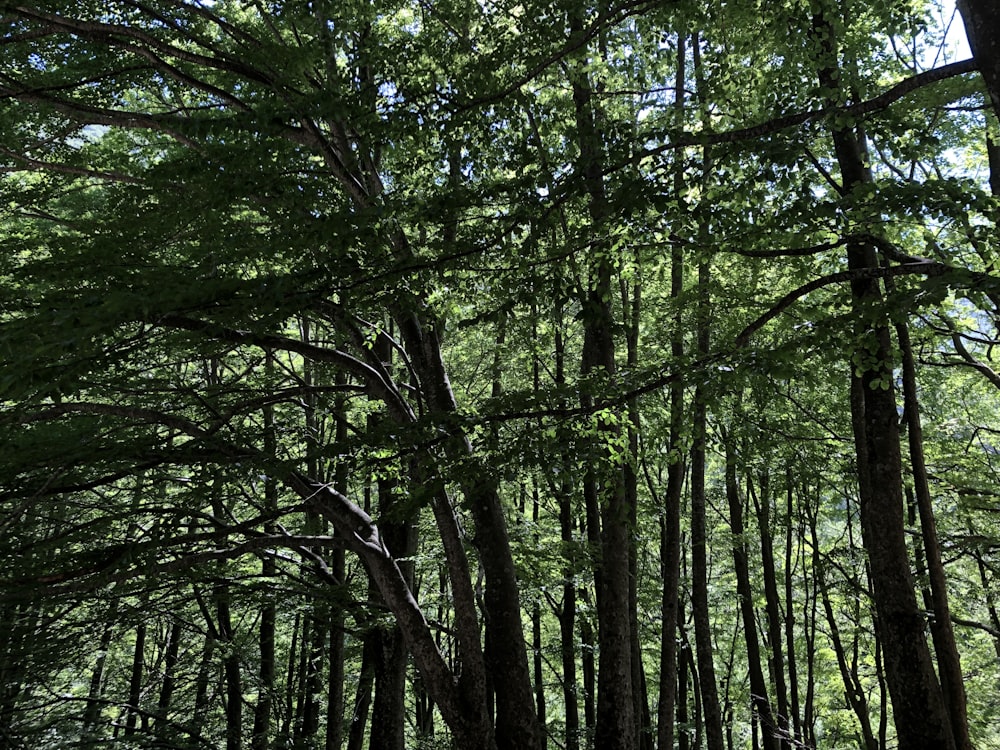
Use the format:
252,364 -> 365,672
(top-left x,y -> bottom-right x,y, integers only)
80,608 -> 116,744
811,7 -> 957,747
123,622 -> 146,737
750,474 -> 791,747
957,0 -> 1000,116
567,8 -> 635,747
806,498 -> 877,750
153,619 -> 183,741
896,322 -> 972,750
657,35 -> 687,750
723,443 -> 778,750
690,381 -> 725,750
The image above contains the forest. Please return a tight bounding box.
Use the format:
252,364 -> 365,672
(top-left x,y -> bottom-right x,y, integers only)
1,0 -> 999,748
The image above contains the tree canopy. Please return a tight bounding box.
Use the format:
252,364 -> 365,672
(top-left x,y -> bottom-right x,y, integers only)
2,1 -> 1000,749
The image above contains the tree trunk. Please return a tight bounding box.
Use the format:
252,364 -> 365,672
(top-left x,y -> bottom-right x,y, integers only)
806,498 -> 877,750
346,635 -> 376,750
782,476 -> 803,746
190,619 -> 216,742
325,383 -> 350,750
218,594 -> 243,750
123,622 -> 146,737
957,0 -> 1000,115
749,473 -> 791,747
690,381 -> 725,750
722,444 -> 779,750
896,322 -> 972,750
812,8 -> 957,747
80,608 -> 116,744
580,589 -> 597,745
551,306 -> 581,750
152,619 -> 183,741
658,33 -> 687,750
254,389 -> 279,750
567,7 -> 635,746
689,34 -> 726,750
368,467 -> 417,750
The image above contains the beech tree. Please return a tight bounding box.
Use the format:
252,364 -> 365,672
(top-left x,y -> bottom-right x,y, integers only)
2,1 -> 1000,749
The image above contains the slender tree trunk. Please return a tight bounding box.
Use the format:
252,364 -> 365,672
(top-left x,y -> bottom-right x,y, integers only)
749,473 -> 791,747
0,603 -> 32,748
218,593 -> 243,750
782,475 -> 803,746
368,473 -> 417,750
805,499 -> 877,750
690,34 -> 725,750
801,486 -> 819,748
676,613 -> 691,750
276,612 -> 301,749
325,616 -> 346,750
325,380 -> 350,750
552,307 -> 582,750
896,322 -> 972,750
722,444 -> 778,750
690,379 -> 724,750
580,589 -> 597,746
80,606 -> 117,744
530,485 -> 547,729
254,386 -> 279,750
123,622 -> 146,737
346,636 -> 376,750
294,616 -> 325,746
973,550 -> 1000,658
623,275 -> 652,750
152,619 -> 183,740
657,36 -> 687,750
190,618 -> 216,742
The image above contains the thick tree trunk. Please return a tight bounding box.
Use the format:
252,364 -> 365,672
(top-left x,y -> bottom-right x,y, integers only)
957,0 -> 1000,116
392,310 -> 539,750
811,9 -> 957,747
567,8 -> 635,748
